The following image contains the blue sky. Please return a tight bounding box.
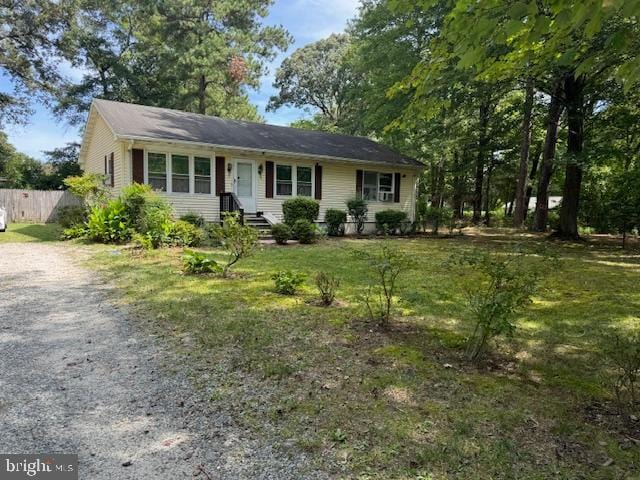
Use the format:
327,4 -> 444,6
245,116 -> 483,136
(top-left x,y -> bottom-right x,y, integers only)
1,0 -> 359,160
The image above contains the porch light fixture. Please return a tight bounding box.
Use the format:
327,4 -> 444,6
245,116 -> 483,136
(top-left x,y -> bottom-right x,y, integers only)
258,163 -> 263,176
227,162 -> 232,173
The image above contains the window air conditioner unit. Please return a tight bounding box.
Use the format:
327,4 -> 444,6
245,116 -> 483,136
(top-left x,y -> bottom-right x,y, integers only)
379,192 -> 394,202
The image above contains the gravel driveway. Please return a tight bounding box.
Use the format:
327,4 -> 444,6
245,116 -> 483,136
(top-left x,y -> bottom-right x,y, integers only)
0,243 -> 327,479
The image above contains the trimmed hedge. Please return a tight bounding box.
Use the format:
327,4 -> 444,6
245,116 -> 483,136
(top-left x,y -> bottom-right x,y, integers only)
375,209 -> 407,234
325,209 -> 347,236
282,198 -> 319,225
271,223 -> 292,245
292,219 -> 316,244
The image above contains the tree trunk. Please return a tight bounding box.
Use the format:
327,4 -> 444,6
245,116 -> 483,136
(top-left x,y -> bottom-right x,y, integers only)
483,158 -> 494,226
198,74 -> 207,114
452,150 -> 464,219
513,80 -> 535,228
472,100 -> 491,224
524,142 -> 542,221
532,81 -> 564,232
556,74 -> 585,240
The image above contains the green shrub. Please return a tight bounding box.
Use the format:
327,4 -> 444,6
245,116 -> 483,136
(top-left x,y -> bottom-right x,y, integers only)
271,223 -> 292,244
425,207 -> 453,234
449,249 -> 547,363
61,224 -> 88,240
140,199 -> 174,247
292,219 -> 316,244
64,173 -> 109,207
182,249 -> 222,274
272,270 -> 306,295
315,271 -> 339,305
208,212 -> 259,277
86,200 -> 131,243
282,197 -> 319,225
353,243 -> 412,326
346,198 -> 368,235
374,210 -> 407,235
603,332 -> 640,414
131,232 -> 153,251
56,205 -> 87,228
179,212 -> 206,228
325,209 -> 347,236
168,220 -> 204,247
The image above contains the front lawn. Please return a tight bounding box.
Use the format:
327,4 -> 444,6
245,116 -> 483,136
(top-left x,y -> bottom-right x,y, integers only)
88,233 -> 640,479
0,223 -> 62,243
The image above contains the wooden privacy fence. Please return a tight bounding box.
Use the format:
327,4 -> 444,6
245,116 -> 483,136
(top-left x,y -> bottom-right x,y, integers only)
0,189 -> 81,223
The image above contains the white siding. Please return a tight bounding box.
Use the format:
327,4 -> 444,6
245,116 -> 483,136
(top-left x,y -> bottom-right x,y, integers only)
81,114 -> 125,189
82,135 -> 420,224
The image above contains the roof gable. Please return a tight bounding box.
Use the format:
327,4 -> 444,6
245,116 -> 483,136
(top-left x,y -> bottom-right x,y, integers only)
91,99 -> 422,168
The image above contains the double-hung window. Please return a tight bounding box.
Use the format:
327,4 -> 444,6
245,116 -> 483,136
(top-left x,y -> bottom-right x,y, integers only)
194,157 -> 211,194
171,154 -> 189,193
363,171 -> 378,201
296,166 -> 312,197
276,164 -> 293,196
148,152 -> 167,191
378,173 -> 394,202
362,171 -> 394,202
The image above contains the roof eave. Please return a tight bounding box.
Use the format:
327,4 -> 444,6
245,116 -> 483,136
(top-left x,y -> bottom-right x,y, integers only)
115,133 -> 425,170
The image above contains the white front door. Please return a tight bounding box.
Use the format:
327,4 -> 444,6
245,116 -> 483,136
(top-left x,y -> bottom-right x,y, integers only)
233,159 -> 257,213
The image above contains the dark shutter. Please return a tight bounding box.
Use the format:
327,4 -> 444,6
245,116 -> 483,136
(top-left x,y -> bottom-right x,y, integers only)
314,164 -> 322,200
265,161 -> 274,198
109,153 -> 115,187
394,173 -> 401,203
132,148 -> 144,184
215,156 -> 225,195
104,155 -> 107,175
355,169 -> 363,198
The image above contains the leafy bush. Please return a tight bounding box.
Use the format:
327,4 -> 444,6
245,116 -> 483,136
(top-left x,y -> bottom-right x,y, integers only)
272,270 -> 306,295
64,173 -> 110,207
449,249 -> 546,363
120,183 -> 153,231
315,271 -> 339,306
603,332 -> 640,414
271,223 -> 292,245
325,209 -> 347,236
86,199 -> 131,243
353,243 -> 411,326
347,198 -> 368,235
425,207 -> 453,234
180,212 -> 206,228
208,212 -> 259,277
182,249 -> 222,275
375,210 -> 407,235
140,199 -> 174,247
56,205 -> 87,228
61,224 -> 88,240
168,220 -> 204,247
282,197 -> 320,225
131,232 -> 153,252
292,218 -> 316,244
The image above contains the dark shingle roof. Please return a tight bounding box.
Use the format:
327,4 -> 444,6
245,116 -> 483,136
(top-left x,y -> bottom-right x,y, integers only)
93,99 -> 422,168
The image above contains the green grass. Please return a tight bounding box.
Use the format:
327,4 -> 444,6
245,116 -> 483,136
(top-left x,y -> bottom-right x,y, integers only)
0,223 -> 62,242
87,232 -> 640,479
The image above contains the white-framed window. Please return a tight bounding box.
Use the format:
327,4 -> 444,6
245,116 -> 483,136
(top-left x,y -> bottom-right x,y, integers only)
363,171 -> 378,201
378,173 -> 394,202
148,152 -> 167,191
144,150 -> 214,195
194,156 -> 212,194
296,166 -> 312,197
276,164 -> 293,196
274,162 -> 314,197
362,170 -> 394,202
171,154 -> 189,193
